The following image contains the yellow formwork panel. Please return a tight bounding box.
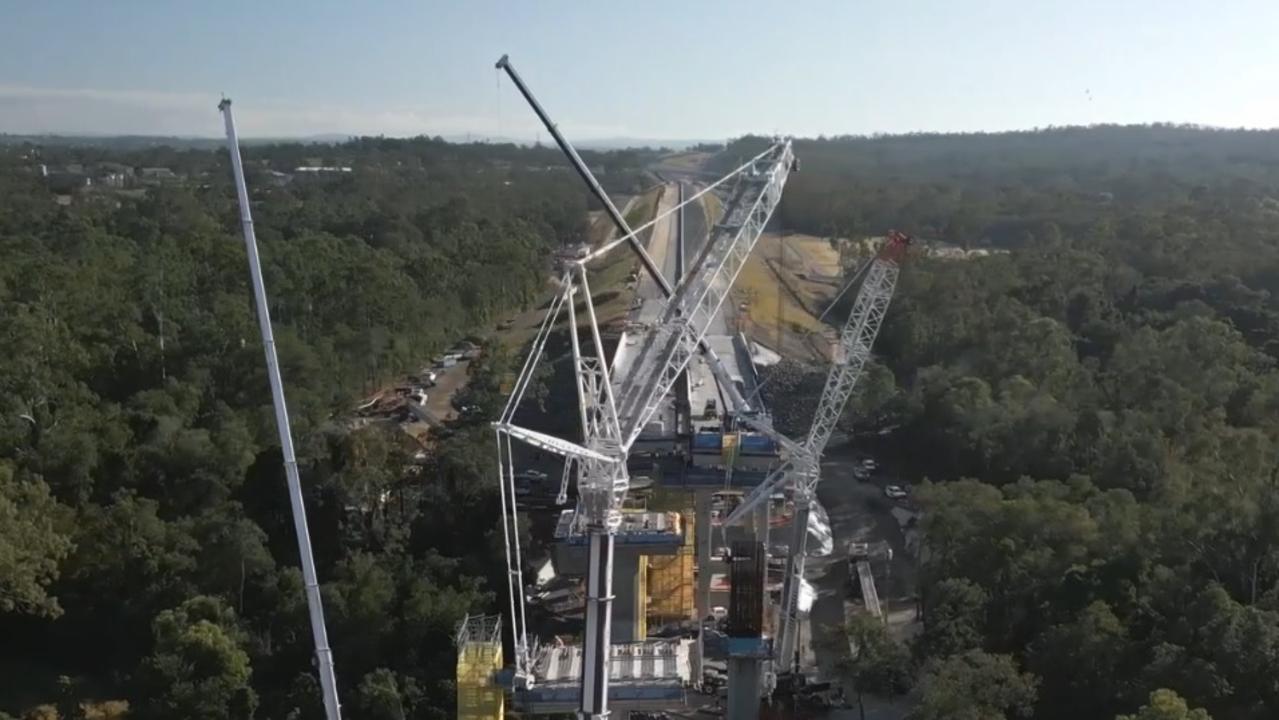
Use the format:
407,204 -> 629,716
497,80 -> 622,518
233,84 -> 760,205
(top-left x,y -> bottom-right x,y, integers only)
456,640 -> 504,720
637,554 -> 648,639
721,432 -> 740,468
647,509 -> 696,624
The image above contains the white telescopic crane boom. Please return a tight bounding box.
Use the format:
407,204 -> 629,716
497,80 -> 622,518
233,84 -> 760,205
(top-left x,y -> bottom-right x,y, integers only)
219,99 -> 343,720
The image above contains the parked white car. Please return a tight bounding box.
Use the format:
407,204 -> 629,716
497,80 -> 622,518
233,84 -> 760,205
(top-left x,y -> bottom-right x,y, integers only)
884,484 -> 909,500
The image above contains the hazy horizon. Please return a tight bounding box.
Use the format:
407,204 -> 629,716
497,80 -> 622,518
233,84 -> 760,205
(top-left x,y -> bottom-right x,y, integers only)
5,121 -> 1279,151
3,1 -> 1277,140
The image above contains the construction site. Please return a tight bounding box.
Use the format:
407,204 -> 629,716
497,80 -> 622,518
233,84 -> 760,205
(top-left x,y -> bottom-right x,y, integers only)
217,56 -> 918,720
451,57 -> 916,720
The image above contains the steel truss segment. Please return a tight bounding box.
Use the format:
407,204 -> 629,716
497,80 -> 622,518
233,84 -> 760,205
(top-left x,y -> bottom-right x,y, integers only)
577,266 -> 623,445
494,422 -> 618,465
616,141 -> 795,448
726,256 -> 902,522
565,265 -> 629,532
716,245 -> 905,671
489,274 -> 573,686
565,277 -> 593,435
494,428 -> 532,680
557,457 -> 574,506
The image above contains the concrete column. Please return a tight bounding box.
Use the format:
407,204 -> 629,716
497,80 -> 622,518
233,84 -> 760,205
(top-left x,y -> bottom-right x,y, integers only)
581,532 -> 614,718
611,551 -> 641,643
727,656 -> 762,720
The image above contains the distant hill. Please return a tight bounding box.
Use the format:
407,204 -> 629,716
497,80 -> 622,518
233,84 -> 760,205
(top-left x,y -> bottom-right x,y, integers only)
0,132 -> 722,152
573,137 -> 724,151
0,133 -> 354,150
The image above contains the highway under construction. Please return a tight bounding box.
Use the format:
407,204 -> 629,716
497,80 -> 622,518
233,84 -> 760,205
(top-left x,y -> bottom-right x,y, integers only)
218,54 -> 910,720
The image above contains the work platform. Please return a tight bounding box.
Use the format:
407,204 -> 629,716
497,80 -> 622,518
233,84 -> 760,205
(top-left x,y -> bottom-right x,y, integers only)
553,508 -> 684,548
552,509 -> 685,643
514,639 -> 694,714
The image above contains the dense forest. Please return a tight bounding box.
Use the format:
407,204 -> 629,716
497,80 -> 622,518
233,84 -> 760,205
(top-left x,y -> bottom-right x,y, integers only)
0,136 -> 648,719
7,123 -> 1279,720
756,126 -> 1279,720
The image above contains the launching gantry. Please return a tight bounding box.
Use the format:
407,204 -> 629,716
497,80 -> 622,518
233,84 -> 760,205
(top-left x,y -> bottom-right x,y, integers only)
476,55 -> 795,719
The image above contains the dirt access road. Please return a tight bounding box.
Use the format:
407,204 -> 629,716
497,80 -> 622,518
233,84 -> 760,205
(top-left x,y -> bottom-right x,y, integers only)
803,445 -> 917,719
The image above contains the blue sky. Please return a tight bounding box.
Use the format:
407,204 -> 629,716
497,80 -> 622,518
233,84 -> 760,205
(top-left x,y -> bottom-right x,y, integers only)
2,0 -> 1276,139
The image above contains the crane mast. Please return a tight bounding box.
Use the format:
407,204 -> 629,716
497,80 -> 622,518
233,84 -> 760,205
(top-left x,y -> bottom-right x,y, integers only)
724,231 -> 910,672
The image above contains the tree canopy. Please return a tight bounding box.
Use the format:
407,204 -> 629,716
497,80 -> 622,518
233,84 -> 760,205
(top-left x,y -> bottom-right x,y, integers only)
8,123 -> 1279,719
0,135 -> 645,717
765,125 -> 1279,720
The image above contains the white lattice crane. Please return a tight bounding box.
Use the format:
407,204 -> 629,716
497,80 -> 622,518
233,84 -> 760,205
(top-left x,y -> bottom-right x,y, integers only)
723,230 -> 911,673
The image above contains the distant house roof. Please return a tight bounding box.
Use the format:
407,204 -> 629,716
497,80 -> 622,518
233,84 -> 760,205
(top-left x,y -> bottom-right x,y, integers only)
45,172 -> 91,192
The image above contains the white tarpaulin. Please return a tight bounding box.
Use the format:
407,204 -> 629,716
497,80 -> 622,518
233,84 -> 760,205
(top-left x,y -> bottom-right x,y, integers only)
807,500 -> 834,557
797,577 -> 816,613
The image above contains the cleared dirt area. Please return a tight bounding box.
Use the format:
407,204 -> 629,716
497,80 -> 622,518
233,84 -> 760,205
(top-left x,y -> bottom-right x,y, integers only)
654,150 -> 713,176
733,232 -> 844,362
771,232 -> 843,280
701,188 -> 723,229
396,359 -> 472,443
422,360 -> 470,420
348,355 -> 474,446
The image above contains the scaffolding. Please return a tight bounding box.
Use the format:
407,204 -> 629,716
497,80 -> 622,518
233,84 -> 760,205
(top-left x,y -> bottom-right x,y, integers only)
456,615 -> 504,720
647,509 -> 696,624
